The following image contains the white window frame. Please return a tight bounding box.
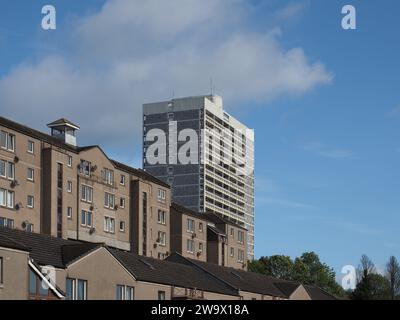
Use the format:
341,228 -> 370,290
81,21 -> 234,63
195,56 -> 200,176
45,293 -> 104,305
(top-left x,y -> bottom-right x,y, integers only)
6,191 -> 14,209
67,181 -> 72,193
104,192 -> 116,209
7,162 -> 15,181
0,160 -> 5,178
27,140 -> 34,154
67,155 -> 73,168
158,231 -> 166,246
120,197 -> 125,209
27,195 -> 34,209
81,185 -> 93,203
157,189 -> 166,202
81,210 -> 93,227
27,168 -> 34,181
0,131 -> 15,152
120,175 -> 126,186
67,207 -> 73,219
187,219 -> 195,233
157,210 -> 166,225
104,217 -> 115,233
186,239 -> 194,254
119,221 -> 125,232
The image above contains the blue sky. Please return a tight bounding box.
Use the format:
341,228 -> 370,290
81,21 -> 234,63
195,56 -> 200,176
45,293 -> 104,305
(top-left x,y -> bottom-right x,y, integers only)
1,0 -> 399,276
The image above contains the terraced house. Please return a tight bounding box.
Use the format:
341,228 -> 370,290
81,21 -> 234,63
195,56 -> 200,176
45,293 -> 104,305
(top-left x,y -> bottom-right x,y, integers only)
0,227 -> 336,300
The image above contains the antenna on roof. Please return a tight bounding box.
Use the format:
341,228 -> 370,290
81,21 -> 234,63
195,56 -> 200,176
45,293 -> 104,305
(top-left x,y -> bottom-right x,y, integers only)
210,77 -> 214,96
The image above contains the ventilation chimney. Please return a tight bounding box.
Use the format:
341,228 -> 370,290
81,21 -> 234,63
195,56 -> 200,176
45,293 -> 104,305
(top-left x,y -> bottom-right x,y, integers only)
47,118 -> 80,147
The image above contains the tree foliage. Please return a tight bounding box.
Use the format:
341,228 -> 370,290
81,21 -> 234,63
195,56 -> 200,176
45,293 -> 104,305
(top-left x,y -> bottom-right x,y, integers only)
248,251 -> 347,298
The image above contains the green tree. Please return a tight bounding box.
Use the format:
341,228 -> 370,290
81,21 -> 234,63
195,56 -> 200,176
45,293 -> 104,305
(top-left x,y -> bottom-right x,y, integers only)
352,273 -> 391,300
385,256 -> 400,300
249,251 -> 347,298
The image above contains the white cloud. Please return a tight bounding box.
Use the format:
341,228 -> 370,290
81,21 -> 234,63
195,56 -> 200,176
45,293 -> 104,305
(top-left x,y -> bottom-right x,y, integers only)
300,142 -> 354,159
0,0 -> 332,150
275,1 -> 309,21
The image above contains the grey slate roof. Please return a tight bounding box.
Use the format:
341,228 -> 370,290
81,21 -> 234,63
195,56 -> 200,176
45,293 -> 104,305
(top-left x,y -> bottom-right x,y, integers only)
0,227 -> 80,268
304,285 -> 337,300
166,253 -> 286,298
108,248 -> 239,297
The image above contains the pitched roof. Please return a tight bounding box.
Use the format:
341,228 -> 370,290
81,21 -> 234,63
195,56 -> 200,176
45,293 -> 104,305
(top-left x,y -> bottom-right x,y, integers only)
203,212 -> 247,231
0,227 -> 81,268
171,202 -> 205,219
273,280 -> 302,297
0,116 -> 169,189
47,118 -> 80,130
112,160 -> 171,188
0,233 -> 30,252
0,116 -> 79,153
166,253 -> 286,298
304,285 -> 337,300
108,248 -> 238,297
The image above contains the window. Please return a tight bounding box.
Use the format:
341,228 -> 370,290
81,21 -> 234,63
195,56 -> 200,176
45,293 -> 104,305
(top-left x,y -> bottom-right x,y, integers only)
67,207 -> 72,219
7,162 -> 14,180
105,192 -> 116,209
67,181 -> 72,193
238,249 -> 244,263
27,195 -> 34,208
79,160 -> 91,176
120,198 -> 125,209
81,185 -> 93,203
186,239 -> 194,253
6,191 -> 14,209
26,223 -> 34,232
27,168 -> 34,181
167,166 -> 173,175
29,270 -> 37,296
81,210 -> 93,227
27,140 -> 34,154
199,222 -> 203,232
104,217 -> 115,233
120,175 -> 126,186
157,210 -> 166,225
66,278 -> 87,300
0,160 -> 5,178
157,189 -> 166,202
116,285 -> 134,300
119,221 -> 125,232
187,219 -> 195,233
77,279 -> 87,300
0,131 -> 15,152
0,257 -> 3,285
158,291 -> 166,300
0,189 -> 13,208
230,228 -> 234,236
0,217 -> 14,228
66,278 -> 75,300
67,155 -> 73,167
157,231 -> 166,246
0,161 -> 14,180
102,169 -> 114,185
0,189 -> 5,207
230,247 -> 234,257
238,230 -> 244,244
